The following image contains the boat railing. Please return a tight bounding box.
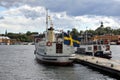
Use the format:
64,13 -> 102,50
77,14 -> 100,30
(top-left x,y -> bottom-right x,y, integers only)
80,39 -> 110,45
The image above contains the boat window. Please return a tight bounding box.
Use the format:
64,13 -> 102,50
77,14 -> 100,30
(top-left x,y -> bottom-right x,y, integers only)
104,39 -> 108,44
88,47 -> 92,50
94,46 -> 97,51
98,41 -> 100,44
106,45 -> 110,50
93,41 -> 96,44
98,46 -> 101,50
35,38 -> 41,43
101,40 -> 103,44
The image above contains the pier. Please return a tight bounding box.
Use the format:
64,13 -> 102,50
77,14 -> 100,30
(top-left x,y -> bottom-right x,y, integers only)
74,54 -> 120,78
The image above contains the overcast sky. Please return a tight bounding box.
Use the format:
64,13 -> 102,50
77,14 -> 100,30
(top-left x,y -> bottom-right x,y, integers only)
0,0 -> 120,33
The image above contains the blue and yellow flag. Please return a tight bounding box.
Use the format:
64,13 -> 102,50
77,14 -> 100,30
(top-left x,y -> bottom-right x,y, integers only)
64,32 -> 80,47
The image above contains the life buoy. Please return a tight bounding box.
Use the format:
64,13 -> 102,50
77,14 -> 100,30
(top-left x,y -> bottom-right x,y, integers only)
46,41 -> 52,46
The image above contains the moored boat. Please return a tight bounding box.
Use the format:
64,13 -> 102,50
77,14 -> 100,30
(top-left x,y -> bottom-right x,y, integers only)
34,31 -> 75,65
76,40 -> 112,59
34,10 -> 76,65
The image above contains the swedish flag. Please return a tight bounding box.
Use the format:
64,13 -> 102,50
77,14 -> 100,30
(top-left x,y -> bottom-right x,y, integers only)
64,32 -> 80,47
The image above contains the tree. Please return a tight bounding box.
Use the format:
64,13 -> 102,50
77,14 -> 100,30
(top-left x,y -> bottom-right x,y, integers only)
104,27 -> 112,34
32,32 -> 39,34
71,28 -> 79,37
87,29 -> 96,36
26,31 -> 31,36
95,26 -> 105,35
79,30 -> 84,35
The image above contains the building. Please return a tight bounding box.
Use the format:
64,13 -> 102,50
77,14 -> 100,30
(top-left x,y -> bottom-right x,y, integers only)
0,36 -> 10,45
92,34 -> 120,44
0,36 -> 17,45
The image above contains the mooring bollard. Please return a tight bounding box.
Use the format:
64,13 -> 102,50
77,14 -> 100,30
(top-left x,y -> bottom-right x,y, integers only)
96,61 -> 98,63
111,64 -> 114,67
92,57 -> 94,59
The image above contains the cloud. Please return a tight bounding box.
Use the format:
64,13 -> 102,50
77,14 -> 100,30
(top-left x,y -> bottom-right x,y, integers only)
2,5 -> 45,20
0,0 -> 120,16
0,5 -> 46,33
0,16 -> 4,19
0,5 -> 120,34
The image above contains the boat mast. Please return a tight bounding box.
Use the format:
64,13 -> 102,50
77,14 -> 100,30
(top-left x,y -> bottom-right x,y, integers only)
46,9 -> 48,32
46,9 -> 48,41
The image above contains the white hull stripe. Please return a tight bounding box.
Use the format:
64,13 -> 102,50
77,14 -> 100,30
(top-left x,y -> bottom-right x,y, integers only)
36,52 -> 72,57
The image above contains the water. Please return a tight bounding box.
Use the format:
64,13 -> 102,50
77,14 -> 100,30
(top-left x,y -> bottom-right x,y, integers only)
111,45 -> 120,60
0,45 -> 119,80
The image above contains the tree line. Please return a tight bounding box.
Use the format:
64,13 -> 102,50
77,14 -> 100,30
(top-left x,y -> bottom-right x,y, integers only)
4,31 -> 38,42
1,23 -> 120,42
70,24 -> 120,37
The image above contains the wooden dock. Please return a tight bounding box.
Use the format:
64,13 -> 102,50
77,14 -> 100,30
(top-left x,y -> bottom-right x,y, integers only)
74,54 -> 120,78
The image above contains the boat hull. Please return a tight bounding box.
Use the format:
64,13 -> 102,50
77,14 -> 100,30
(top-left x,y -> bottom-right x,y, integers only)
35,51 -> 73,65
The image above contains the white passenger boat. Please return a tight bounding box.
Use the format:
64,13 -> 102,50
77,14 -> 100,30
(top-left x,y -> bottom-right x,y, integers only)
76,40 -> 112,59
34,10 -> 75,65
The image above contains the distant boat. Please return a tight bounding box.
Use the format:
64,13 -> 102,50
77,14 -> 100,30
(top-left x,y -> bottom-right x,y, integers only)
76,40 -> 112,59
34,10 -> 75,65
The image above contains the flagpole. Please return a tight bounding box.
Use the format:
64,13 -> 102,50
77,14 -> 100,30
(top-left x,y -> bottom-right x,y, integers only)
46,8 -> 48,41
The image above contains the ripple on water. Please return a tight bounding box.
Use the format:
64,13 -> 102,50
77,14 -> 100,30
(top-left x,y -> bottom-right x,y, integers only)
0,45 -> 118,80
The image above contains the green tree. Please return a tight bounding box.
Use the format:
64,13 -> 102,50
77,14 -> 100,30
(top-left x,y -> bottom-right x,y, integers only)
104,27 -> 112,34
95,26 -> 105,35
26,31 -> 31,36
71,28 -> 79,37
79,30 -> 84,35
87,29 -> 96,36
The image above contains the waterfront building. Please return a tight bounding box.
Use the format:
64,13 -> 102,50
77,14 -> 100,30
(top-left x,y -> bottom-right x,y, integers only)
92,34 -> 120,45
0,36 -> 10,45
0,36 -> 17,45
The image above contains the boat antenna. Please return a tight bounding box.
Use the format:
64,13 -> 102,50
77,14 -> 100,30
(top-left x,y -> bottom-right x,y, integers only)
50,17 -> 53,28
46,8 -> 48,32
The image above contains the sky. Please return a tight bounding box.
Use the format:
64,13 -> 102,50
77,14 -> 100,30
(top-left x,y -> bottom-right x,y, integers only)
0,0 -> 120,33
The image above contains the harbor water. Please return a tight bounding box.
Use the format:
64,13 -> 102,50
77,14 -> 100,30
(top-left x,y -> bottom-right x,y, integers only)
0,45 -> 119,80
